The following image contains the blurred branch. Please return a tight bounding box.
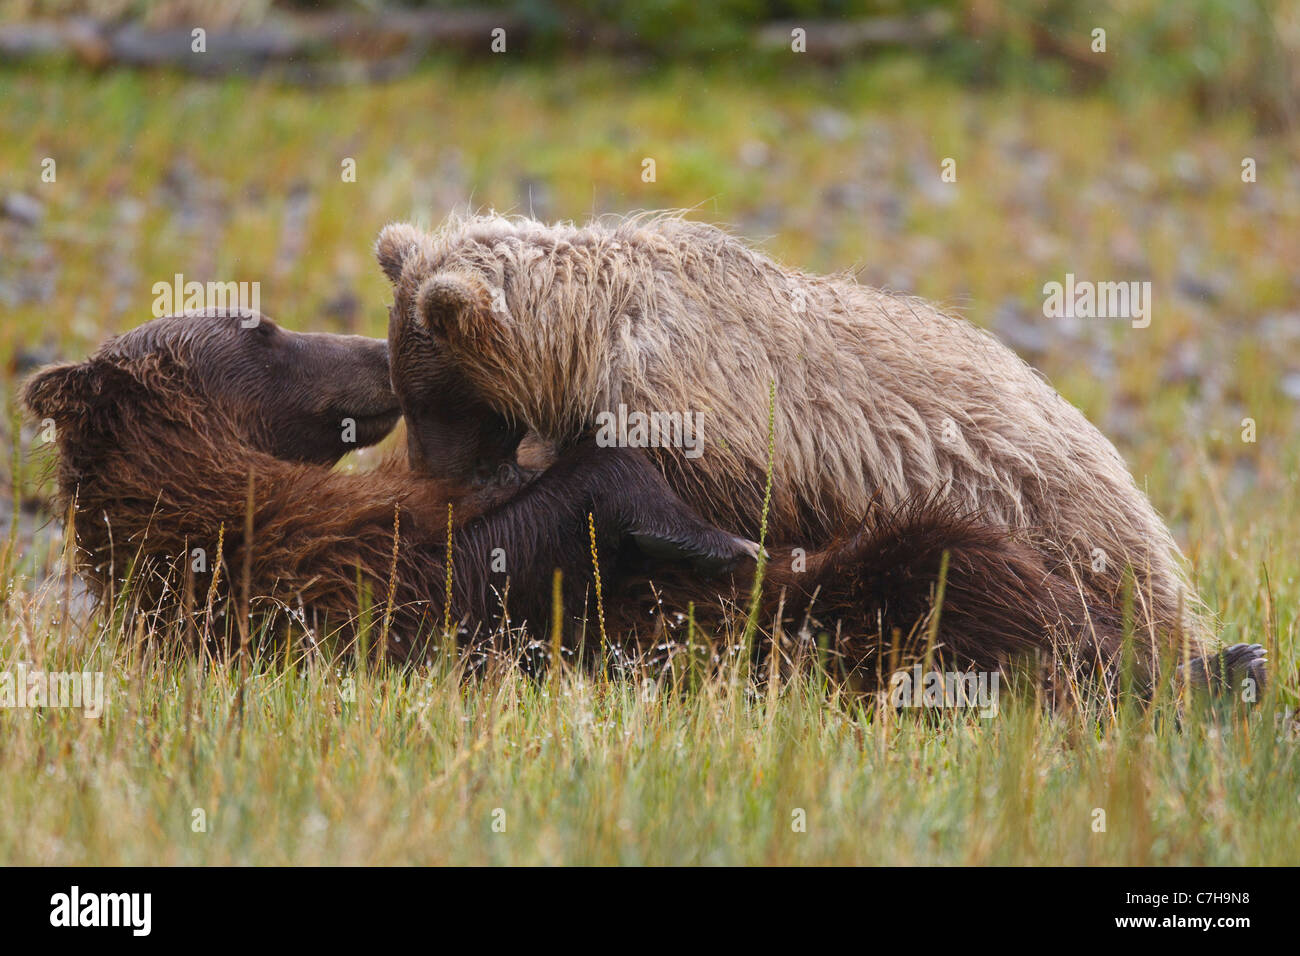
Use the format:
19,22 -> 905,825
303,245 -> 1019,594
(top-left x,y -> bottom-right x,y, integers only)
755,12 -> 953,60
0,9 -> 531,77
1,9 -> 960,73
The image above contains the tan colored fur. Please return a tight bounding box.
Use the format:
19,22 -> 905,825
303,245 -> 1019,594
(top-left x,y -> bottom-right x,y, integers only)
377,213 -> 1208,652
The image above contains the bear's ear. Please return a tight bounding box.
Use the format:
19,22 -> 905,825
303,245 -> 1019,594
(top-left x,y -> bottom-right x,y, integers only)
22,357 -> 146,426
414,273 -> 492,337
375,222 -> 425,284
21,361 -> 95,422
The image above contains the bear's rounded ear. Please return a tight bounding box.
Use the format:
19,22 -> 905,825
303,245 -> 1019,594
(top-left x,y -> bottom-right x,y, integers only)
21,361 -> 93,422
21,357 -> 145,426
414,273 -> 491,337
374,223 -> 425,285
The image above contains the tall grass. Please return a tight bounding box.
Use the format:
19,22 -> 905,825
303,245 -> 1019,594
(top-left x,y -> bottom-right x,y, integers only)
0,520 -> 1295,865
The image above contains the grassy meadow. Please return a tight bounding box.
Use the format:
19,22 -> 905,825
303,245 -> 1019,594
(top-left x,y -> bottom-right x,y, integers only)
0,56 -> 1298,865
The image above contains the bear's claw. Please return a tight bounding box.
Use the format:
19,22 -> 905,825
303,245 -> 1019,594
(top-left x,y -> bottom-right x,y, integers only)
1176,642 -> 1268,699
629,529 -> 761,576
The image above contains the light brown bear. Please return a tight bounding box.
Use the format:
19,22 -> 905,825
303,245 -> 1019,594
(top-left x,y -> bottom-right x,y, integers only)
375,212 -> 1256,690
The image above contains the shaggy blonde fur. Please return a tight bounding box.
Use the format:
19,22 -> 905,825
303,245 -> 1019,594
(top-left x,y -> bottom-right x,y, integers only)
376,212 -> 1208,653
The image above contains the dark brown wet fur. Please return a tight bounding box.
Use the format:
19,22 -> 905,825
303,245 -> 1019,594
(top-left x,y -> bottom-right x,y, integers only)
22,312 -> 753,661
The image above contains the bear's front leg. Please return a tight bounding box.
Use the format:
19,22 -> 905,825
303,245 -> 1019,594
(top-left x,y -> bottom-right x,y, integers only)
553,441 -> 762,576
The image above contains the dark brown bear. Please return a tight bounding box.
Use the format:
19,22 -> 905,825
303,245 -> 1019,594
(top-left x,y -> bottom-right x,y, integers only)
23,309 -> 756,660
